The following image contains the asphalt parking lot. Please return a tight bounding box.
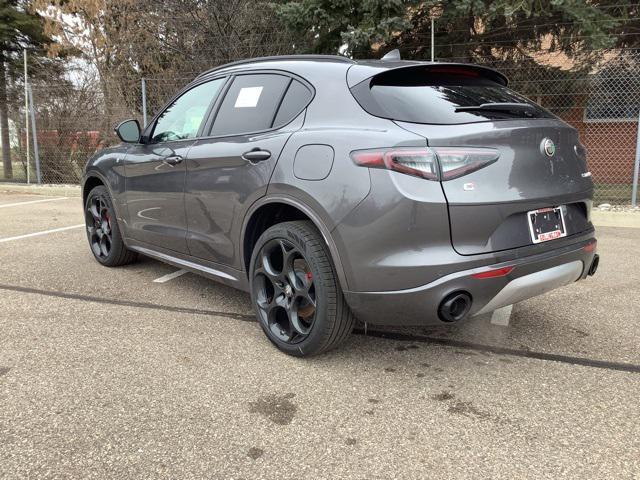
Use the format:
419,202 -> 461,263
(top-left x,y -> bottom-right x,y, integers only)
1,191 -> 639,479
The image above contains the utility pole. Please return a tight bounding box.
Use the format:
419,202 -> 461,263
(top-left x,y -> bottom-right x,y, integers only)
27,85 -> 41,184
141,78 -> 148,127
431,17 -> 435,62
23,49 -> 30,184
430,6 -> 443,62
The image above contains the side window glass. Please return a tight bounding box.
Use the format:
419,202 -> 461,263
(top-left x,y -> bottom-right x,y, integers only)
152,78 -> 225,143
273,80 -> 313,127
211,74 -> 290,137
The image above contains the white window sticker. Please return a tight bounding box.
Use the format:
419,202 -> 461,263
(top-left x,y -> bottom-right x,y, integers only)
234,86 -> 263,108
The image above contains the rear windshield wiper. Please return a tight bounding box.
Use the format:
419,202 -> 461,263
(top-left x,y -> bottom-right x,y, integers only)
455,102 -> 537,115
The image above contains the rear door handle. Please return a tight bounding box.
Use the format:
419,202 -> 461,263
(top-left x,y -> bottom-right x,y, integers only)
242,149 -> 271,163
162,155 -> 183,166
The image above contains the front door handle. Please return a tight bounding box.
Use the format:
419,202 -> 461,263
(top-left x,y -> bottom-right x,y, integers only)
242,149 -> 271,163
162,155 -> 183,166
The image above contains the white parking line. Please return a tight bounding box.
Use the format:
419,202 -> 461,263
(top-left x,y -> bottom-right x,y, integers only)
490,304 -> 514,326
153,269 -> 188,283
0,197 -> 69,208
0,224 -> 85,243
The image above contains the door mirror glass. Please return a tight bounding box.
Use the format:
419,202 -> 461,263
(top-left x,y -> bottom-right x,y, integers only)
115,119 -> 141,143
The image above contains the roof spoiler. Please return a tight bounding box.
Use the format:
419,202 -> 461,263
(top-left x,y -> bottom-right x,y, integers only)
347,63 -> 509,88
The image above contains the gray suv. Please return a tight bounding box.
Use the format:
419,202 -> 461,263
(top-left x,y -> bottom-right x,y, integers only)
82,54 -> 599,356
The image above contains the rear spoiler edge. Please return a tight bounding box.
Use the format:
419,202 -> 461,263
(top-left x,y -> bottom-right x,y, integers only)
347,63 -> 509,88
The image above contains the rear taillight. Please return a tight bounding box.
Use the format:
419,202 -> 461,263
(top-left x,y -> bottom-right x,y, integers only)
351,147 -> 499,181
433,147 -> 500,180
350,148 -> 438,180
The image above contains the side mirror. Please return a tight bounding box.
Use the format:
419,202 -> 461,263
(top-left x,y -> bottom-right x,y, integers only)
114,119 -> 141,143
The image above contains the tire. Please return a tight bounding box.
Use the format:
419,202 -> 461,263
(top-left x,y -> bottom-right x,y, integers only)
84,185 -> 137,267
249,221 -> 355,356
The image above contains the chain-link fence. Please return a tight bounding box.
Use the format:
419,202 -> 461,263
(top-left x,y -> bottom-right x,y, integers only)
2,49 -> 639,206
484,49 -> 640,207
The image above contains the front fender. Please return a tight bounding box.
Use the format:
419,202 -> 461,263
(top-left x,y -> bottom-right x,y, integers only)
83,145 -> 130,237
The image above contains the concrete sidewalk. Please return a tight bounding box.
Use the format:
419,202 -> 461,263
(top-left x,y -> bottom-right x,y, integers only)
591,210 -> 640,229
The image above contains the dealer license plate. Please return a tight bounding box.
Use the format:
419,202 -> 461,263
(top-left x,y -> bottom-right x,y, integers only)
527,206 -> 567,244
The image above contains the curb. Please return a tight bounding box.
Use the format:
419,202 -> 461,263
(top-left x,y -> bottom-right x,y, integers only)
591,210 -> 640,229
0,183 -> 81,198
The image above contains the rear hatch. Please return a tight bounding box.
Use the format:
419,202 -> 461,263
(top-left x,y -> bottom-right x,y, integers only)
350,64 -> 593,255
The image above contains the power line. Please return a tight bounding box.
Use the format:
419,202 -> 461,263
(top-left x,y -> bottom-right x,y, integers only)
395,31 -> 640,49
408,19 -> 638,39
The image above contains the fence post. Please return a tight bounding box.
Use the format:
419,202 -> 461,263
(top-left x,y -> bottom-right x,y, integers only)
141,78 -> 148,127
23,49 -> 30,184
27,85 -> 41,184
633,109 -> 640,208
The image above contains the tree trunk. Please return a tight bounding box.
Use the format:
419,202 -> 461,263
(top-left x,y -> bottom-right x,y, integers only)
0,59 -> 13,179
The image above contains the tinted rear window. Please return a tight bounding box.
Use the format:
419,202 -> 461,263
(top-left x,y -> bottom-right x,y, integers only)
351,67 -> 553,125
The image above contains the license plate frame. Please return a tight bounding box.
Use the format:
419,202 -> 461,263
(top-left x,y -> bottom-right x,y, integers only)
527,206 -> 567,244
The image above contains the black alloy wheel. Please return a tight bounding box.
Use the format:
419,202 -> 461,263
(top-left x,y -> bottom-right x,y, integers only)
84,185 -> 137,267
253,238 -> 317,344
249,221 -> 355,356
86,194 -> 113,259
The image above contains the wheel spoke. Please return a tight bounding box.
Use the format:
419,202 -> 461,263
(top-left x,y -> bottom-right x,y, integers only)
279,240 -> 298,274
253,272 -> 282,317
89,201 -> 101,223
256,293 -> 270,310
91,239 -> 102,257
289,309 -> 311,336
257,289 -> 281,311
99,235 -> 110,257
101,212 -> 111,234
299,290 -> 316,309
257,257 -> 283,283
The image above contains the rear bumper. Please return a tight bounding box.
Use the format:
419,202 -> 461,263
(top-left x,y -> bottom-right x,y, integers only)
344,237 -> 597,326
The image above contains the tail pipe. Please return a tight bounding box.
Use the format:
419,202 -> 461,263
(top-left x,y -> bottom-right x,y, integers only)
438,291 -> 472,323
588,254 -> 599,276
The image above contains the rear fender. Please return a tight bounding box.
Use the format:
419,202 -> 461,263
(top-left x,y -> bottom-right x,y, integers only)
241,194 -> 350,291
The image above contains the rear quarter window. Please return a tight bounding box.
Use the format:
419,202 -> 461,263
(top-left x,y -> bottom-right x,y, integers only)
351,66 -> 554,125
273,80 -> 313,127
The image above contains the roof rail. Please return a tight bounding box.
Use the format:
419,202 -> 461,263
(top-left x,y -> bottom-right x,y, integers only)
196,55 -> 356,79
